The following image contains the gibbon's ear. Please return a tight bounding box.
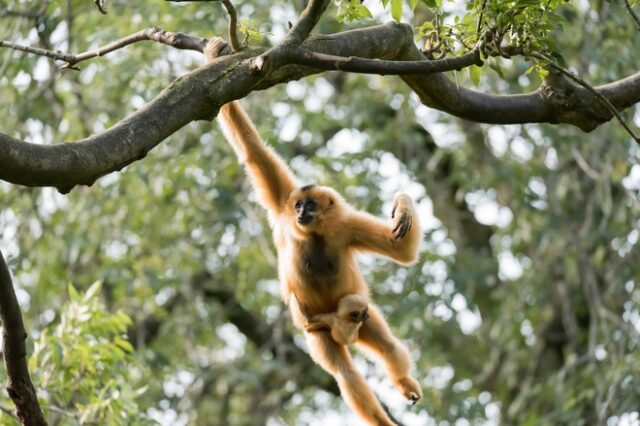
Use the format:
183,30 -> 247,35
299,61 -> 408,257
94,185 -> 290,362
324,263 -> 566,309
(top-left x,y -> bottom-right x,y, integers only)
328,198 -> 334,207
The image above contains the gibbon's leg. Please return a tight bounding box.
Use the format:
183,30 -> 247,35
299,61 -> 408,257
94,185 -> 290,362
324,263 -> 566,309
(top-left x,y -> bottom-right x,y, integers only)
306,331 -> 397,426
346,193 -> 421,265
205,38 -> 297,215
356,305 -> 422,404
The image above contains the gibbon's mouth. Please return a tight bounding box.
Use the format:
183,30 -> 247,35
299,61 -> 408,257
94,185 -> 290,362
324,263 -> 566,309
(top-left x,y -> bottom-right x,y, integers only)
297,215 -> 313,225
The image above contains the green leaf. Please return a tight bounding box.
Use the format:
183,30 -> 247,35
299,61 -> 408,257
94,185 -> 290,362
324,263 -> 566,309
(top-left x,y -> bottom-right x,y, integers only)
536,68 -> 549,79
489,63 -> 505,79
469,64 -> 482,87
83,280 -> 103,303
68,283 -> 81,302
358,4 -> 373,18
391,0 -> 403,21
115,336 -> 134,354
410,0 -> 419,10
239,19 -> 263,43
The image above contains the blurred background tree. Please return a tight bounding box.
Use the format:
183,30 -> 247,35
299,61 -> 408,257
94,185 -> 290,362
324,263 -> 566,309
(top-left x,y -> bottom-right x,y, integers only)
0,0 -> 639,425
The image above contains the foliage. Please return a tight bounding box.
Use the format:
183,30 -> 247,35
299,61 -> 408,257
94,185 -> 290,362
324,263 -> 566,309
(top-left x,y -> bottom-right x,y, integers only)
1,283 -> 151,425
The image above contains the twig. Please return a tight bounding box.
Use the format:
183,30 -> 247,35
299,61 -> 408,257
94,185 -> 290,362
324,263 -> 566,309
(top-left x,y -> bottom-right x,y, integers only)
532,52 -> 640,144
94,0 -> 108,15
0,250 -> 48,425
0,27 -> 207,69
248,0 -> 331,73
165,0 -> 241,51
476,0 -> 488,36
220,0 -> 240,51
624,0 -> 640,31
289,46 -> 482,75
284,0 -> 331,44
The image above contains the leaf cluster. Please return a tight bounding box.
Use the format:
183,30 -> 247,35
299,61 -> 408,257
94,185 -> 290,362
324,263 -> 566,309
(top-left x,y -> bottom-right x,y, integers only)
27,283 -> 152,425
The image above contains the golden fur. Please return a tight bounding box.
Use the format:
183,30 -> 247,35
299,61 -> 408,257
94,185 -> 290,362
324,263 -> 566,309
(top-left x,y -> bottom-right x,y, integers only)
207,38 -> 422,426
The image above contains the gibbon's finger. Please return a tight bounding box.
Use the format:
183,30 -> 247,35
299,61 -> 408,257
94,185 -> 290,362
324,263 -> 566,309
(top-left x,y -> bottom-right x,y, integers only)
391,201 -> 397,219
392,214 -> 412,240
305,323 -> 329,333
392,220 -> 403,238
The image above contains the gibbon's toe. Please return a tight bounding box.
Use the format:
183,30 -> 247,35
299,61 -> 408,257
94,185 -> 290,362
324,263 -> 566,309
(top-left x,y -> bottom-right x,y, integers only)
397,377 -> 422,404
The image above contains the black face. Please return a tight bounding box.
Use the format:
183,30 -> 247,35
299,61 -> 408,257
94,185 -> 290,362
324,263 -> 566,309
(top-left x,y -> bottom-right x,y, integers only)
295,199 -> 316,225
349,308 -> 369,322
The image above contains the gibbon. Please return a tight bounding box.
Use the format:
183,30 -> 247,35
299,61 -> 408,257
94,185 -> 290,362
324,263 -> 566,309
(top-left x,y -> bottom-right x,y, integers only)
302,294 -> 370,346
206,39 -> 422,426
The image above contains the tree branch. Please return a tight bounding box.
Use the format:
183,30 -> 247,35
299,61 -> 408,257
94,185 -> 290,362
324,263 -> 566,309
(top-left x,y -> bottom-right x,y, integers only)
2,23 -> 640,191
624,0 -> 640,31
94,0 -> 108,15
220,0 -> 241,51
285,0 -> 332,44
0,251 -> 47,426
531,52 -> 640,144
287,46 -> 482,75
0,27 -> 207,69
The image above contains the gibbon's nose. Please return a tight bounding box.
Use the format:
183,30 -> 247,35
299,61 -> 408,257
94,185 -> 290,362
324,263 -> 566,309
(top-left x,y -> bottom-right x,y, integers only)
297,215 -> 313,225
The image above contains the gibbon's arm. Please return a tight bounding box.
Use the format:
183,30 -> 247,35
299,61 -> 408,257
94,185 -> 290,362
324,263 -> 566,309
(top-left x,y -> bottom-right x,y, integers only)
345,194 -> 420,265
217,102 -> 297,214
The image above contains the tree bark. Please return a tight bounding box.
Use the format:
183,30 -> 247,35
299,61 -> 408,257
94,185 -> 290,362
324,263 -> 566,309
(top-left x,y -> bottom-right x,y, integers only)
0,251 -> 47,426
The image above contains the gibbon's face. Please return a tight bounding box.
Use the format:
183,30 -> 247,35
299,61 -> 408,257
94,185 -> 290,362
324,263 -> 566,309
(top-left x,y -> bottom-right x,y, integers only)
290,185 -> 335,228
338,295 -> 370,323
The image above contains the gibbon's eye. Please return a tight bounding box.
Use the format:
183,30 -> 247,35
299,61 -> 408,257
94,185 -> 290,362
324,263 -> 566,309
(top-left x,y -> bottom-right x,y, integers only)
295,200 -> 303,211
304,200 -> 316,211
349,311 -> 360,320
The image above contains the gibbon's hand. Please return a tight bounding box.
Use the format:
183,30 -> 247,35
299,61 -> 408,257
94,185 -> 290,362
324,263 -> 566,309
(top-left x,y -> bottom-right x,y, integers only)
204,37 -> 231,61
304,322 -> 330,333
391,193 -> 414,241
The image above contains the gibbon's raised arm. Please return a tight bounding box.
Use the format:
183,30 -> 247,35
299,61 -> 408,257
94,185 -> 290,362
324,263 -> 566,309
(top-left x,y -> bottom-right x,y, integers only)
346,193 -> 420,265
217,101 -> 297,214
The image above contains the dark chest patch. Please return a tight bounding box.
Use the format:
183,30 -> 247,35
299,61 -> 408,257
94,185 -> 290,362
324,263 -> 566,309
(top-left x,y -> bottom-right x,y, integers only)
298,234 -> 339,284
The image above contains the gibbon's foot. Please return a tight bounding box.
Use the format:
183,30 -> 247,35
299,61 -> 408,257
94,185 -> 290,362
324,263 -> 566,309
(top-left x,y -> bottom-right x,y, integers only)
391,193 -> 413,241
396,376 -> 422,405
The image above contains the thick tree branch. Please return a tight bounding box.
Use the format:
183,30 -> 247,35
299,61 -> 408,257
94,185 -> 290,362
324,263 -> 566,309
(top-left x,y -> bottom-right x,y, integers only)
2,23 -> 640,191
0,251 -> 47,426
0,47 -> 262,192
